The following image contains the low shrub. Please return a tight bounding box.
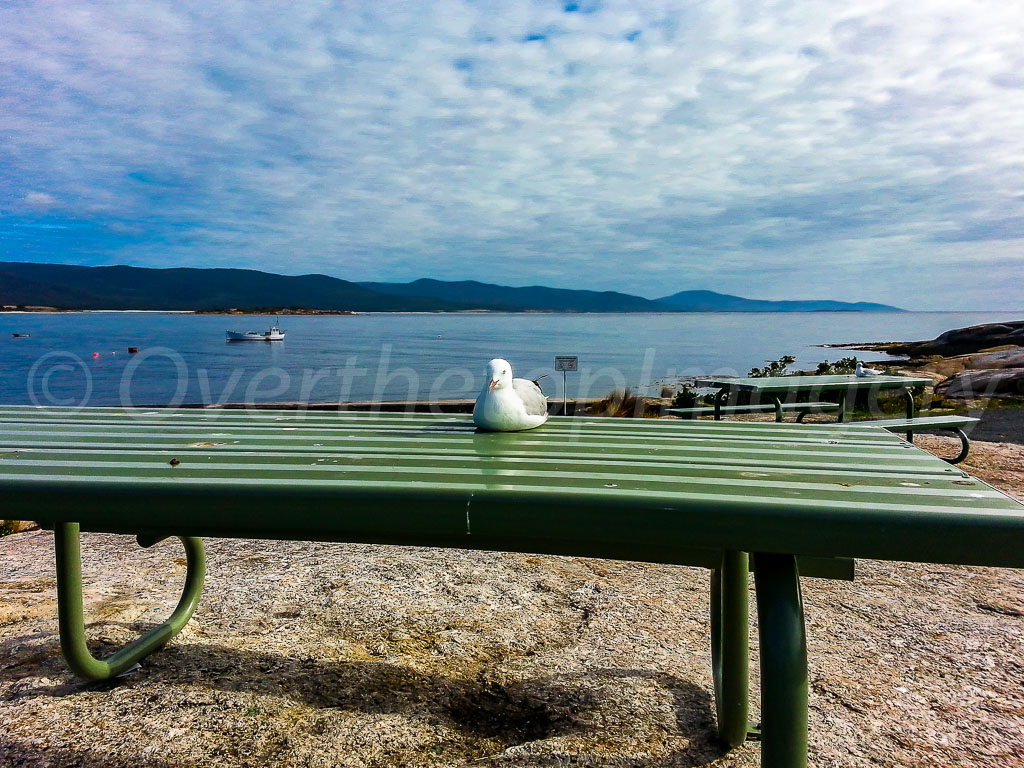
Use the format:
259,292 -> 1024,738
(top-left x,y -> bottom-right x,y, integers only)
816,356 -> 859,375
671,386 -> 698,409
749,355 -> 795,378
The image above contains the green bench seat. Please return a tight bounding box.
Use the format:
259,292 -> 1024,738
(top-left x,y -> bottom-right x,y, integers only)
839,414 -> 979,464
666,401 -> 840,422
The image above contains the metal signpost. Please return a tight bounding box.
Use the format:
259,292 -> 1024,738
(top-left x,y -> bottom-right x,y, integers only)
554,355 -> 578,416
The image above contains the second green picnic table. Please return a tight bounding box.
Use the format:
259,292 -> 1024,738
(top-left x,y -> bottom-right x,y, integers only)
694,374 -> 935,422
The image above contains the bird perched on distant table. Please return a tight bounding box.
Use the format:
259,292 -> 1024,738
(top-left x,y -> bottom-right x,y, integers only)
855,361 -> 882,377
473,358 -> 549,432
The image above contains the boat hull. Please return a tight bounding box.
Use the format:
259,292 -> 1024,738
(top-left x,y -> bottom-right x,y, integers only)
225,331 -> 285,341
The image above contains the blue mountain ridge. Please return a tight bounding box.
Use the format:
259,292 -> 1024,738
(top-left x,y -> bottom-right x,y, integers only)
0,262 -> 904,312
360,279 -> 904,312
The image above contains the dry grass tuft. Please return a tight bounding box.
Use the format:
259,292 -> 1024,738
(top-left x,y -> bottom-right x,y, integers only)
585,389 -> 659,418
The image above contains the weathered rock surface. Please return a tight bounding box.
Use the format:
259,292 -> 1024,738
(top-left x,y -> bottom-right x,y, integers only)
935,368 -> 1024,398
2,438 -> 1024,768
889,321 -> 1024,358
969,347 -> 1024,369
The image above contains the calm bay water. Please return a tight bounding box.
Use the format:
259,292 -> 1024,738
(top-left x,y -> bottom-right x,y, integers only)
0,311 -> 1018,407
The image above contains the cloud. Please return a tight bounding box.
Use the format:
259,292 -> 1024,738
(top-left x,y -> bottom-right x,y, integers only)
23,192 -> 58,208
933,216 -> 1024,242
0,0 -> 1022,309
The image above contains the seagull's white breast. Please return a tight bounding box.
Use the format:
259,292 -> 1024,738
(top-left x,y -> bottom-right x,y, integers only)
473,383 -> 548,432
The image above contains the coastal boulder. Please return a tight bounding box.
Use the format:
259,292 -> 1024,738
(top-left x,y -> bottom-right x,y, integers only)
920,347 -> 1024,379
968,347 -> 1024,369
890,321 -> 1024,357
935,368 -> 1024,398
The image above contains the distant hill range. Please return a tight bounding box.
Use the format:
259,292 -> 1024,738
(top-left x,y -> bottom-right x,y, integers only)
0,262 -> 904,313
0,262 -> 461,312
654,289 -> 902,313
357,278 -> 666,312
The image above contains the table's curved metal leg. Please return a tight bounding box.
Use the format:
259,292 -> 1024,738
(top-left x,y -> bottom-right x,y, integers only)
902,387 -> 915,420
753,552 -> 808,768
714,388 -> 728,420
771,397 -> 784,423
795,410 -> 808,423
55,522 -> 205,681
710,550 -> 750,747
901,387 -> 916,442
942,427 -> 970,464
836,391 -> 847,423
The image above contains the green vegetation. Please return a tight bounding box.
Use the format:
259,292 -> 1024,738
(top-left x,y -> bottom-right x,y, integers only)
815,356 -> 860,375
671,386 -> 698,409
670,385 -> 721,408
749,355 -> 795,377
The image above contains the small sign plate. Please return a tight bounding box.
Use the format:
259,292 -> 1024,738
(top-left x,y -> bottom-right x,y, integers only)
554,355 -> 578,372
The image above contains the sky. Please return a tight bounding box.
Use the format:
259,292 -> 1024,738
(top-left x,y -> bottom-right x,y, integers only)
1,1 -> 1022,310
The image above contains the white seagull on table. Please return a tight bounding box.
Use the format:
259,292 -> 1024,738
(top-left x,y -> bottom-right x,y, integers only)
473,358 -> 548,432
855,361 -> 882,377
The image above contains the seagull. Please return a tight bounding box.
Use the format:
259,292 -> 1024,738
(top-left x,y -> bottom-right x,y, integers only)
855,361 -> 882,377
473,358 -> 549,432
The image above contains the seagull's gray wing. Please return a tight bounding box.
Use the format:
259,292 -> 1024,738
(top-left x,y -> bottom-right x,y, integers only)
512,377 -> 548,417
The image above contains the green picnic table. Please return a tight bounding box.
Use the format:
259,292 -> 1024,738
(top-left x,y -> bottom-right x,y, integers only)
694,374 -> 934,422
2,406 -> 1023,768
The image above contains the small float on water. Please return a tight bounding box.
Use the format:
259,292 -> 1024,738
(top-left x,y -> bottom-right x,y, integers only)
225,318 -> 285,342
12,333 -> 30,338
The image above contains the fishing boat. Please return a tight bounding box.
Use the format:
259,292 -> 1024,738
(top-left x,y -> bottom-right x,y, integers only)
225,318 -> 285,342
12,333 -> 30,338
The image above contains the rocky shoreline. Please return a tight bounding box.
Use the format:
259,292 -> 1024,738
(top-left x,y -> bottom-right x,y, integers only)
833,320 -> 1024,399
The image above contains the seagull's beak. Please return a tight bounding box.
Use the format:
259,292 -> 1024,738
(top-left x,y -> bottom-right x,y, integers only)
488,379 -> 498,392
